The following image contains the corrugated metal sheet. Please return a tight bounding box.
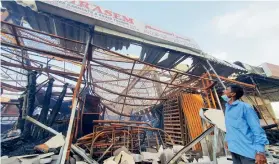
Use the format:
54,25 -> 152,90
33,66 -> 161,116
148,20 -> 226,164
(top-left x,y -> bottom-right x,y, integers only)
2,1 -> 249,72
236,74 -> 279,102
234,61 -> 265,75
2,1 -> 89,51
262,63 -> 279,79
204,53 -> 246,71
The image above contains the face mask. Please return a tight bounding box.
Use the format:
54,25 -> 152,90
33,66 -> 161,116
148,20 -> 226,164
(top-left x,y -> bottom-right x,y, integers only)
221,95 -> 230,102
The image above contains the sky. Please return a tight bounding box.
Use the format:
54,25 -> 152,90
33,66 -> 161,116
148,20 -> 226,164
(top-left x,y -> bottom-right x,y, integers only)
93,1 -> 279,66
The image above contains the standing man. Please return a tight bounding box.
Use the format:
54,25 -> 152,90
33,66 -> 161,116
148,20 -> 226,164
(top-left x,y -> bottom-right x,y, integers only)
222,84 -> 269,164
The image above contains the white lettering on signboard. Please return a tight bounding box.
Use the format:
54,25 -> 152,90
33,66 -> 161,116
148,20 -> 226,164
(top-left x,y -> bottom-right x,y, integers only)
41,0 -> 199,50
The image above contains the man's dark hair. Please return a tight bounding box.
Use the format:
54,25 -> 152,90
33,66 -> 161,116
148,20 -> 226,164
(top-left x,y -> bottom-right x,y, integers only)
229,84 -> 244,100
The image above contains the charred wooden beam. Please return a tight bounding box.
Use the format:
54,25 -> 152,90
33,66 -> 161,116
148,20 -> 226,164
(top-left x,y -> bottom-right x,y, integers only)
33,78 -> 54,139
22,71 -> 37,139
47,83 -> 69,126
16,96 -> 25,131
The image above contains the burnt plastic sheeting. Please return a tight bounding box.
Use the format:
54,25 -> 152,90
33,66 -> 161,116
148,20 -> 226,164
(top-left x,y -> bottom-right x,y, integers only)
140,46 -> 166,65
140,45 -> 189,69
157,51 -> 189,69
93,33 -> 130,51
2,1 -> 89,52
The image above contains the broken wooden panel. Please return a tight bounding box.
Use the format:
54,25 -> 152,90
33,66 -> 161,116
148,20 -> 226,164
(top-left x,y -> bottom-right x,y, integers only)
163,95 -> 187,146
180,93 -> 204,151
82,95 -> 101,136
84,95 -> 101,114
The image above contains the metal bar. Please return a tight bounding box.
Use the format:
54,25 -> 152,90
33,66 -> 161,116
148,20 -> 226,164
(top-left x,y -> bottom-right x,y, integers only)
1,53 -> 22,64
1,42 -> 82,62
1,30 -> 83,55
10,25 -> 21,46
2,50 -> 77,73
92,78 -> 131,83
97,94 -> 153,106
93,120 -> 152,127
1,66 -> 27,76
119,61 -> 136,120
1,21 -> 86,45
113,65 -> 153,103
201,76 -> 211,108
168,126 -> 215,164
1,60 -> 79,77
92,59 -> 202,90
93,83 -> 166,100
138,128 -> 141,153
155,73 -> 179,106
1,21 -> 211,80
210,74 -> 255,88
206,60 -> 226,89
92,44 -> 211,80
0,68 -> 25,87
101,103 -> 139,117
213,127 -> 219,164
92,57 -> 134,63
202,65 -> 224,111
2,46 -> 81,66
25,116 -> 97,164
97,143 -> 113,162
60,30 -> 93,163
25,116 -> 59,135
19,30 -> 83,54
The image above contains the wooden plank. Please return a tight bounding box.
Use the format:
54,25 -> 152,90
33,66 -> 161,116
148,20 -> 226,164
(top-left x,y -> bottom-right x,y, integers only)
164,124 -> 181,127
164,127 -> 181,131
164,120 -> 180,123
165,131 -> 184,135
164,112 -> 179,116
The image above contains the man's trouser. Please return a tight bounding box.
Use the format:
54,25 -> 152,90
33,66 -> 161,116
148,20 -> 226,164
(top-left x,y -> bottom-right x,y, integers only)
231,152 -> 255,164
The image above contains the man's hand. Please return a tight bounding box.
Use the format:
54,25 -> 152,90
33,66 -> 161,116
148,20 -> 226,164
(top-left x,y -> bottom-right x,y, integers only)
255,153 -> 267,164
224,142 -> 228,150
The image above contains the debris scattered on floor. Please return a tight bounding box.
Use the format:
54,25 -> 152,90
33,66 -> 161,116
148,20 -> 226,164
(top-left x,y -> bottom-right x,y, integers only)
34,134 -> 64,153
1,153 -> 54,164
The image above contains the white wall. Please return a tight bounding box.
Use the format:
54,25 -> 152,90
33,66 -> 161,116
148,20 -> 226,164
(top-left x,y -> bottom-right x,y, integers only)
271,102 -> 279,119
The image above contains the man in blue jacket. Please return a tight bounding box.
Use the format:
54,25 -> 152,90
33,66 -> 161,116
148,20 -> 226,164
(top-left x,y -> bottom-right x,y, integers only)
222,84 -> 269,164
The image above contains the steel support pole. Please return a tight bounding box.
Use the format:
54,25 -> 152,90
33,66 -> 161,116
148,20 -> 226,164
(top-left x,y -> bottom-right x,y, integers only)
206,60 -> 226,89
202,65 -> 227,157
213,127 -> 219,164
169,126 -> 215,164
60,30 -> 94,163
26,116 -> 59,135
202,65 -> 224,111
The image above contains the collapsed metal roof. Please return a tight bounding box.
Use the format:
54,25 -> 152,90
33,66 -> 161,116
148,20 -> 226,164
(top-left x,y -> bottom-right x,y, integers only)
1,0 -> 249,117
1,21 -> 218,116
1,0 -> 246,76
